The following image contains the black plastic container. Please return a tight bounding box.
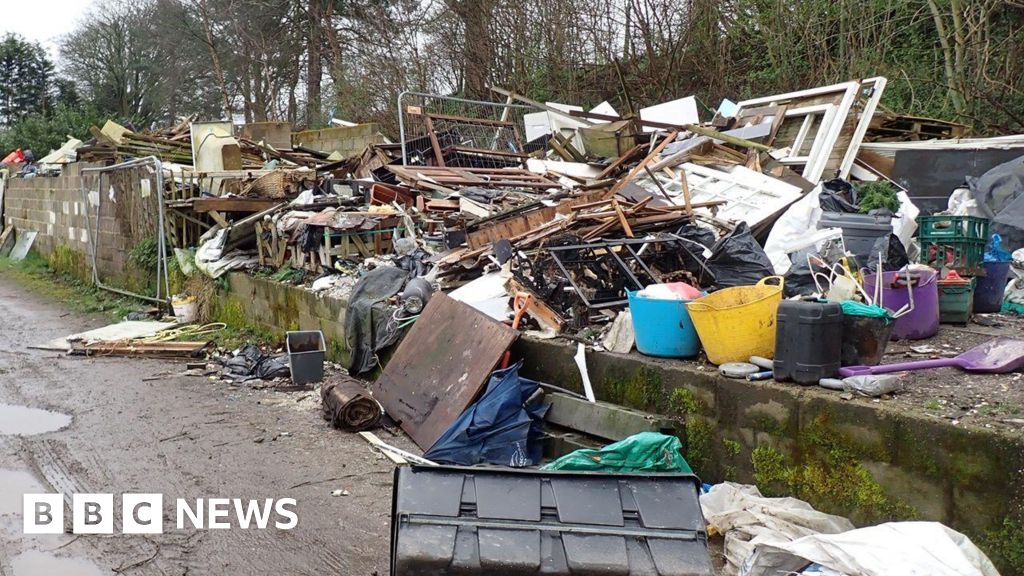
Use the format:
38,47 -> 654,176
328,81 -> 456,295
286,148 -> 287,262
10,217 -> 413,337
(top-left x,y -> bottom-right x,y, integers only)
391,465 -> 713,575
773,299 -> 843,384
840,314 -> 894,366
286,330 -> 325,385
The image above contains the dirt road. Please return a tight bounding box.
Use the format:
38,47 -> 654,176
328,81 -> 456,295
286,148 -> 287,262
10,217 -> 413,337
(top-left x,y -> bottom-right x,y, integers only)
0,275 -> 396,575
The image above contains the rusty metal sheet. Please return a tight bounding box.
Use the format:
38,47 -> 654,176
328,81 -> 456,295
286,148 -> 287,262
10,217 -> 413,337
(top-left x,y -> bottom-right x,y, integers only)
373,293 -> 518,449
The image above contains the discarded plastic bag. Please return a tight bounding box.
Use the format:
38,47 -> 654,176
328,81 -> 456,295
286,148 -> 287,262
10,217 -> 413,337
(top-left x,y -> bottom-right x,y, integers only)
819,374 -> 903,397
221,344 -> 290,381
706,222 -> 775,290
674,223 -> 717,249
639,282 -> 702,300
741,521 -> 1000,576
542,432 -> 693,473
764,186 -> 823,275
818,178 -> 859,213
700,482 -> 854,575
985,233 -> 1011,262
866,233 -> 909,272
783,249 -> 822,298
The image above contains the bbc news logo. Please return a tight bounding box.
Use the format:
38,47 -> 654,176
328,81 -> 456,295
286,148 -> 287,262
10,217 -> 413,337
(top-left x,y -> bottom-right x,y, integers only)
23,494 -> 298,534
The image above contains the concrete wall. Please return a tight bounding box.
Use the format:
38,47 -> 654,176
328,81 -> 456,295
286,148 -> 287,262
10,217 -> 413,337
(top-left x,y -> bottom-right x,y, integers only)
3,163 -> 96,262
2,163 -> 155,288
291,123 -> 384,157
221,273 -> 350,363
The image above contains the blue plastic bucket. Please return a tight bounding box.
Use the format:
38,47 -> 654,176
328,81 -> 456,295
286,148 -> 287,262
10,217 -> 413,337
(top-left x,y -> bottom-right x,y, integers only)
627,290 -> 701,358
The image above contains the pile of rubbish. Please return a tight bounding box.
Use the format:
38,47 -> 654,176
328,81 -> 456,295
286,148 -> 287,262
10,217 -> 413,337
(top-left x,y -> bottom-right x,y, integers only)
6,76 -> 1022,576
6,77 -> 1024,359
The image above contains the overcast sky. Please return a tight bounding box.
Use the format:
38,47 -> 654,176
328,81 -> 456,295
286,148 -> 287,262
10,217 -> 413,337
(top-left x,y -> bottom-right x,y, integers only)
1,0 -> 95,63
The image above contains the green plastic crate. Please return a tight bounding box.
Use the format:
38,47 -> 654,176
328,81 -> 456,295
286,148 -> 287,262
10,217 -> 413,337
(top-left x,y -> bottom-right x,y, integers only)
917,216 -> 988,275
938,277 -> 975,324
918,215 -> 989,242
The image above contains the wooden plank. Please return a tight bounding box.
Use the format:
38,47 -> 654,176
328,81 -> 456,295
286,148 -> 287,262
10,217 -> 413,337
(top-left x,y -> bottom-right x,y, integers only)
386,166 -> 559,190
425,112 -> 515,129
372,293 -> 518,450
72,341 -> 211,358
597,144 -> 643,180
611,199 -> 633,237
507,279 -> 564,332
424,115 -> 446,167
466,205 -> 557,249
0,226 -> 15,257
193,198 -> 283,213
207,210 -> 230,228
603,131 -> 678,200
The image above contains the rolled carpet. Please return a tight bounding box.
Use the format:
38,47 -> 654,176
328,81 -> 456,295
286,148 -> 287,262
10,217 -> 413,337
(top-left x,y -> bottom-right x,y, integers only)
321,378 -> 383,431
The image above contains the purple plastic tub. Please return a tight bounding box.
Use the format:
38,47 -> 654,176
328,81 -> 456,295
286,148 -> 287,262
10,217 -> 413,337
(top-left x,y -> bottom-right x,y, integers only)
863,270 -> 939,340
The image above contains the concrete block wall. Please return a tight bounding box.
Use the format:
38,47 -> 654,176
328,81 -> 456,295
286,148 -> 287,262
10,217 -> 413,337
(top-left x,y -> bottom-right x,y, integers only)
224,273 -> 349,363
2,163 -> 137,283
3,163 -> 96,258
291,123 -> 384,157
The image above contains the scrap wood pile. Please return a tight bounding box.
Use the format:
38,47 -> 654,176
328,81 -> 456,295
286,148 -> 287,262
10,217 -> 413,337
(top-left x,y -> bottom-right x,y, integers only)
76,118 -> 328,169
60,75 -> 1024,383
158,75 -> 973,344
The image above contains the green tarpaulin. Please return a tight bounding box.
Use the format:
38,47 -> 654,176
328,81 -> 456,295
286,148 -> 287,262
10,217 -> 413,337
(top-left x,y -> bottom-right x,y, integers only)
542,432 -> 693,473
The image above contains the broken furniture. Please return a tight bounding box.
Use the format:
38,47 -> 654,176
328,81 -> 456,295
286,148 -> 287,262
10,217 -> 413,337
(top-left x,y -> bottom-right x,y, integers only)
732,77 -> 887,183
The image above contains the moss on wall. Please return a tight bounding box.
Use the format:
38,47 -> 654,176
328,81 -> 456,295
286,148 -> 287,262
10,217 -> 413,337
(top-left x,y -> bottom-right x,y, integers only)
751,413 -> 918,525
601,366 -> 665,412
665,387 -> 715,477
48,244 -> 90,283
982,515 -> 1024,575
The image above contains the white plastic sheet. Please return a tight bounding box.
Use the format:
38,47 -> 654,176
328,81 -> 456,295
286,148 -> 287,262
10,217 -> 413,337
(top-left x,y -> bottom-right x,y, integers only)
763,185 -> 824,274
763,185 -> 920,274
741,522 -> 1001,576
194,229 -> 258,278
700,482 -> 854,575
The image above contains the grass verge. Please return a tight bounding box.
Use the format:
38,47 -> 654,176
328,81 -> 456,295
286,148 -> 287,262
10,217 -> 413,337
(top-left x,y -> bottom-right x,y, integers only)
0,251 -> 280,350
0,252 -> 143,320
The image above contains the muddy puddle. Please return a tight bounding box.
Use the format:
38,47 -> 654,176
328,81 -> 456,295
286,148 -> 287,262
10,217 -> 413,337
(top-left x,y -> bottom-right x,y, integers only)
0,403 -> 71,435
0,468 -> 109,575
0,469 -> 45,514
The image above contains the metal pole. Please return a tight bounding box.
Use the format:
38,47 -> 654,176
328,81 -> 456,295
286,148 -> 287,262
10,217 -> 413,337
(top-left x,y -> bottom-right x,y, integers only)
80,156 -> 171,308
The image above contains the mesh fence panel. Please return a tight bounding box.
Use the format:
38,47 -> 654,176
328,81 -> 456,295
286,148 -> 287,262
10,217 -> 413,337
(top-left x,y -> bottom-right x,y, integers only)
398,92 -> 546,168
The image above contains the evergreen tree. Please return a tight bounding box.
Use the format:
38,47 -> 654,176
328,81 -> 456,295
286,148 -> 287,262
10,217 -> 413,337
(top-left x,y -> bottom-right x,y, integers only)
0,34 -> 54,127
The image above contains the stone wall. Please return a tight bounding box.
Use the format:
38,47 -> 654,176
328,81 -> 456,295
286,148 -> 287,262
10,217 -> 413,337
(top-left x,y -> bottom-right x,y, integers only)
291,123 -> 384,157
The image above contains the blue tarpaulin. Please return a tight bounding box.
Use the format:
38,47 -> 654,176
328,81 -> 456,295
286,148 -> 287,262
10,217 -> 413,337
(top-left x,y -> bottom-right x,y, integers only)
423,361 -> 549,467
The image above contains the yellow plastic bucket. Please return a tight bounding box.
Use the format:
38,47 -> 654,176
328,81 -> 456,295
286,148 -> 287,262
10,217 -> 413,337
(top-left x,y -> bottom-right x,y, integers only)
686,276 -> 784,365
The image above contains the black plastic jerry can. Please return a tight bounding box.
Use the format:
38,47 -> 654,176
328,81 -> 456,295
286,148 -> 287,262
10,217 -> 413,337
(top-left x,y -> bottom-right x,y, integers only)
773,299 -> 843,384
